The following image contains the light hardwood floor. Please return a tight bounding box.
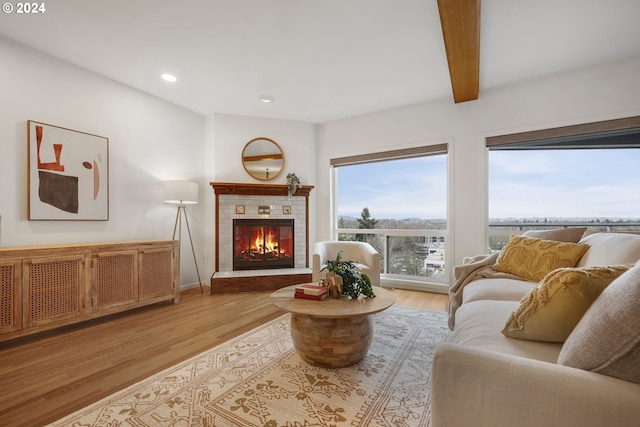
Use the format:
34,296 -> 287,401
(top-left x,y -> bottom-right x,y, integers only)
0,287 -> 449,427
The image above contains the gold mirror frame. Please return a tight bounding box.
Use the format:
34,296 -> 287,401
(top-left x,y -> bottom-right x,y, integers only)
241,137 -> 285,181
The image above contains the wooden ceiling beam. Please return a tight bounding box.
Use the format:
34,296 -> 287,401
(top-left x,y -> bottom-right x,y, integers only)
437,0 -> 481,103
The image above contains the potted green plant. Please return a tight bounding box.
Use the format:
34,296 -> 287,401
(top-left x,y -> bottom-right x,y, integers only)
321,250 -> 376,299
286,173 -> 301,198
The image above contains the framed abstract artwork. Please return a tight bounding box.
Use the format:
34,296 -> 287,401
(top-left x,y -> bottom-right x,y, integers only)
28,120 -> 109,220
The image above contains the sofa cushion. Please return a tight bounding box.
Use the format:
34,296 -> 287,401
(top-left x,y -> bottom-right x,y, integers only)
558,262 -> 640,384
502,265 -> 630,342
453,300 -> 562,363
576,232 -> 640,267
462,278 -> 535,304
493,234 -> 590,282
523,227 -> 587,243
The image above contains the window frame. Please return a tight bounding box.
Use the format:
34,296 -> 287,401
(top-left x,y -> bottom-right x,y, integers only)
486,116 -> 640,150
330,144 -> 450,292
486,115 -> 640,250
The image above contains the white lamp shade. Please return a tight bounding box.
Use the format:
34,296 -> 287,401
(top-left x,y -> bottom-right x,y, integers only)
163,181 -> 198,205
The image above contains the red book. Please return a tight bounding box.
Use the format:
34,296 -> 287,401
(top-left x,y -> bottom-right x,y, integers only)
295,284 -> 328,296
294,292 -> 328,301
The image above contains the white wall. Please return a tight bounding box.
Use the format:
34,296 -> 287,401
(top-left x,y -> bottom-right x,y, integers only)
317,56 -> 640,275
0,36 -> 206,288
4,31 -> 639,291
204,113 -> 317,276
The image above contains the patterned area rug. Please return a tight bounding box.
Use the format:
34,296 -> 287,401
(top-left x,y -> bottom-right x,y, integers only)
48,305 -> 450,427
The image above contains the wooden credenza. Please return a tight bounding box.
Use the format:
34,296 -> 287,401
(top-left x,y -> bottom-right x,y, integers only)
0,240 -> 179,342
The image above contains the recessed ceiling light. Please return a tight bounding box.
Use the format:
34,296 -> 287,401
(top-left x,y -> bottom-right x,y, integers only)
259,95 -> 274,103
161,73 -> 177,82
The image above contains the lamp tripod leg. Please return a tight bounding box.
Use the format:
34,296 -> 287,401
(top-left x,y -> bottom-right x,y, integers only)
183,208 -> 203,293
172,207 -> 181,240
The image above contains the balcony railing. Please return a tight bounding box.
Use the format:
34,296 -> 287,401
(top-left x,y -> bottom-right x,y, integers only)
337,228 -> 448,287
335,222 -> 639,290
488,221 -> 640,251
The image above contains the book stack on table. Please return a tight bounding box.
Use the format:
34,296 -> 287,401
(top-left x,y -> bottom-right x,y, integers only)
294,284 -> 328,301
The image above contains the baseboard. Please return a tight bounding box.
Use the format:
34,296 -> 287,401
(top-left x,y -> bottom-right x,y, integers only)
380,278 -> 448,294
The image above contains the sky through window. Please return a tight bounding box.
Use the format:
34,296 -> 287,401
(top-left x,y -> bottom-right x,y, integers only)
336,156 -> 447,220
489,149 -> 640,219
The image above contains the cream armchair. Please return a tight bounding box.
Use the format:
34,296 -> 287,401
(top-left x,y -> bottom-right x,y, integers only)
312,241 -> 381,286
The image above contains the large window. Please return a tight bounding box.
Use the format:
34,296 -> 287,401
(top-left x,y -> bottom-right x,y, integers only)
487,117 -> 640,250
332,145 -> 448,287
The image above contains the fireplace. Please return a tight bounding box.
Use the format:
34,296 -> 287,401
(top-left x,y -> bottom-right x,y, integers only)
233,219 -> 294,270
210,182 -> 314,294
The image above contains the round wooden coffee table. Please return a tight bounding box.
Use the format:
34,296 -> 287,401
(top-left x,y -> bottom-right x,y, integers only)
270,285 -> 395,368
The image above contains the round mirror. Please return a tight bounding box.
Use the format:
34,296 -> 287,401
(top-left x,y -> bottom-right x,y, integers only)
241,137 -> 285,181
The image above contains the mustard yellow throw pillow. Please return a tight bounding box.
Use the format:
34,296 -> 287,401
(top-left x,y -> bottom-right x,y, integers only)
493,234 -> 590,282
502,265 -> 630,342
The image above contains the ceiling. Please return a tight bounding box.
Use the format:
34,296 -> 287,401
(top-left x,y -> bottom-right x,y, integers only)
1,0 -> 639,123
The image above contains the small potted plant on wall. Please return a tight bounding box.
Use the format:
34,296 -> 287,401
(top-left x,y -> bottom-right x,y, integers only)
321,250 -> 376,299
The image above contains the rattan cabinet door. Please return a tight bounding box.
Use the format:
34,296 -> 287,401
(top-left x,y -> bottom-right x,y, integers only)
138,247 -> 176,301
93,251 -> 138,313
24,255 -> 86,328
0,260 -> 22,334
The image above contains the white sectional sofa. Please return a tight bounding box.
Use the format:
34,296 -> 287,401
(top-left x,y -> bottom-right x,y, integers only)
431,231 -> 640,427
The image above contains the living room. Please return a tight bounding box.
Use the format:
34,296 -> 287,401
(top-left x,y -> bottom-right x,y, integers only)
1,3 -> 639,289
1,1 -> 640,425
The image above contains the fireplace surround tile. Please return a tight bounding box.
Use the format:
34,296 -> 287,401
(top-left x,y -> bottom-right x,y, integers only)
210,182 -> 314,272
218,194 -> 308,271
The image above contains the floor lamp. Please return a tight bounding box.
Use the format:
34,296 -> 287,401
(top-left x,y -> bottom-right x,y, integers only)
163,181 -> 203,293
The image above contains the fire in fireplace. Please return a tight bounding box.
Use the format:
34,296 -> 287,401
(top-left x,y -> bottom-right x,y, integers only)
233,219 -> 294,270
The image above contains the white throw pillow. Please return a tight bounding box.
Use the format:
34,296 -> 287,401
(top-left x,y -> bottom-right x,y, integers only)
576,233 -> 640,267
